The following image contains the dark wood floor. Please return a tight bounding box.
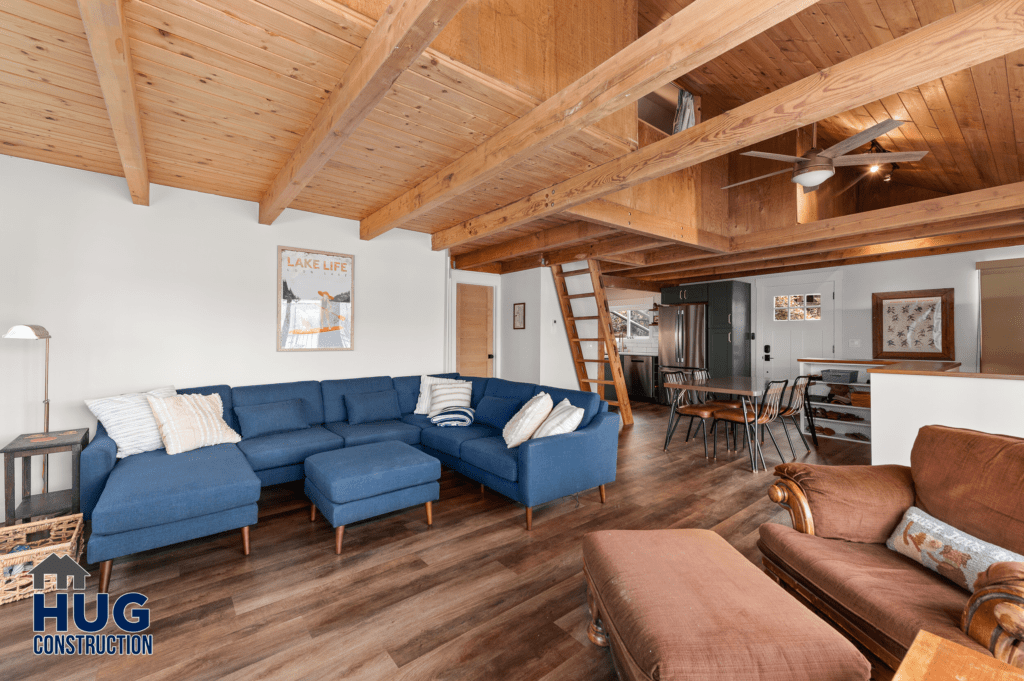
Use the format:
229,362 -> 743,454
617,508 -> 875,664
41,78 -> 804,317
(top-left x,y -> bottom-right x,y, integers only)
2,403 -> 871,680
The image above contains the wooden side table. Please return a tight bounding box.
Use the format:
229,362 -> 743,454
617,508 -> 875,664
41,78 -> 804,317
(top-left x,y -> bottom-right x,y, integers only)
2,428 -> 89,526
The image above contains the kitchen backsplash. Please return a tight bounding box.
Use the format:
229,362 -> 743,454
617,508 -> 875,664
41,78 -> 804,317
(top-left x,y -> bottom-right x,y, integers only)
611,294 -> 660,356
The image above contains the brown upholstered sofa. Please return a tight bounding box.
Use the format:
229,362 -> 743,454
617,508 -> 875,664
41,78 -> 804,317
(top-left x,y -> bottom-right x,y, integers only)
759,425 -> 1024,671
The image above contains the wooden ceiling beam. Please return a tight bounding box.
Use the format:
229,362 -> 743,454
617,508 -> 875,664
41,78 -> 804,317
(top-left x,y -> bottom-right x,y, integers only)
600,244 -> 714,273
76,0 -> 149,205
258,0 -> 468,225
450,221 -> 612,270
360,0 -> 820,239
431,0 -> 1024,250
562,200 -> 732,252
496,235 -> 657,275
601,274 -> 663,293
651,223 -> 1024,283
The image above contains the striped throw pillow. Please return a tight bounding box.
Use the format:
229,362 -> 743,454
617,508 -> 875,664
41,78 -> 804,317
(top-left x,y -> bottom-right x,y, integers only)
415,375 -> 463,415
531,398 -> 585,439
86,386 -> 177,458
430,406 -> 475,427
147,393 -> 241,455
428,381 -> 473,416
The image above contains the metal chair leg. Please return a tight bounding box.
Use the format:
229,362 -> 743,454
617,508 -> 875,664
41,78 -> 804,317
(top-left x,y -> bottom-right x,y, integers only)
741,419 -> 755,472
712,420 -> 719,461
700,419 -> 708,459
765,423 -> 785,462
779,418 -> 796,462
684,416 -> 695,442
791,415 -> 810,451
664,409 -> 680,451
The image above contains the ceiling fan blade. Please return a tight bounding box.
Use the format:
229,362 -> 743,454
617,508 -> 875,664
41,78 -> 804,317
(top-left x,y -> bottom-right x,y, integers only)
820,119 -> 906,158
740,151 -> 805,164
721,168 -> 794,190
832,151 -> 929,166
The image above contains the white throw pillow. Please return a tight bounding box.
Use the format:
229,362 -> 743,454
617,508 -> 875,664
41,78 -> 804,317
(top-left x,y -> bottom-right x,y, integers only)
86,386 -> 177,458
503,392 -> 553,448
147,392 -> 241,455
414,376 -> 462,415
428,381 -> 473,417
532,398 -> 585,439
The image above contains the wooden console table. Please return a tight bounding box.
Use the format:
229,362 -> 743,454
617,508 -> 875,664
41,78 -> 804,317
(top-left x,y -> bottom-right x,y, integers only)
2,428 -> 89,526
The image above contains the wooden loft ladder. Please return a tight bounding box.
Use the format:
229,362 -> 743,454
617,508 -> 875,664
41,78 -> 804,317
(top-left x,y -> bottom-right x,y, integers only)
551,260 -> 633,426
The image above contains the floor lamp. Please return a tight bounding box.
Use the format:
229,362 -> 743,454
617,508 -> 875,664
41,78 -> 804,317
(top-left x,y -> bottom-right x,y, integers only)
3,324 -> 51,492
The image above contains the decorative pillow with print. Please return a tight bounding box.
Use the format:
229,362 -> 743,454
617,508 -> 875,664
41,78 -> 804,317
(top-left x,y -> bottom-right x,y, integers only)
886,506 -> 1024,592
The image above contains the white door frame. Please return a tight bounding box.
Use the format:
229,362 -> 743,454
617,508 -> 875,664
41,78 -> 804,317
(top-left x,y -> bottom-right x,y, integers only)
753,270 -> 844,381
446,260 -> 501,376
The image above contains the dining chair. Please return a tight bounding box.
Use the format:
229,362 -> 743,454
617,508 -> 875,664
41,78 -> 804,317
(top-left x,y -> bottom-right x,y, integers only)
712,379 -> 789,471
664,369 -> 727,458
777,375 -> 812,456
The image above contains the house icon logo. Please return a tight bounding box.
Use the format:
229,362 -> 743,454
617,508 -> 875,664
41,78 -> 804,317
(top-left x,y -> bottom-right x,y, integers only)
28,555 -> 89,591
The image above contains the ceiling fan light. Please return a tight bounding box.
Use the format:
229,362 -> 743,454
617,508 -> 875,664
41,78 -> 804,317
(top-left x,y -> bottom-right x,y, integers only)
869,164 -> 880,173
792,167 -> 834,187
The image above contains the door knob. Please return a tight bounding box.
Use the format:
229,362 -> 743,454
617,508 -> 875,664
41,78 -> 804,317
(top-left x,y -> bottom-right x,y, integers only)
487,354 -> 494,359
764,354 -> 773,361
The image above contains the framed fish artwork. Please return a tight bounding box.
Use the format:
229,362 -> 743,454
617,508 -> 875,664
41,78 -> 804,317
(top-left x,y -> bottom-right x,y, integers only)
277,246 -> 353,351
871,288 -> 954,361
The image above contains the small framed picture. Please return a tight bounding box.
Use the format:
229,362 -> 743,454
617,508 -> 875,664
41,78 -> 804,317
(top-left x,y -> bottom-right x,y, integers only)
513,303 -> 525,330
871,288 -> 954,361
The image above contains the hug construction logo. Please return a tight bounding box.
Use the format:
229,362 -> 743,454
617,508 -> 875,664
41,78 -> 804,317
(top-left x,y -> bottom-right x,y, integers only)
29,555 -> 153,656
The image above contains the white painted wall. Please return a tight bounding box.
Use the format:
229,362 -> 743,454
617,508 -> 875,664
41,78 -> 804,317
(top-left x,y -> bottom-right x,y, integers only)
871,372 -> 1024,466
0,156 -> 447,521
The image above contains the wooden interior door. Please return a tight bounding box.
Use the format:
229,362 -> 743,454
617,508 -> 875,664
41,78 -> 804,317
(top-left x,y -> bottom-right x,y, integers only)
456,283 -> 494,377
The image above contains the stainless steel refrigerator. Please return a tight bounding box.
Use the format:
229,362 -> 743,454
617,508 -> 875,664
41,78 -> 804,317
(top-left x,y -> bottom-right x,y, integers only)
658,304 -> 707,371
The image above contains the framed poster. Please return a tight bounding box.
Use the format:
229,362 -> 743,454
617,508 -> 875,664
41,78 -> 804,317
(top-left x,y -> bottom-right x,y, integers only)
872,288 -> 954,361
278,246 -> 353,351
513,303 -> 525,330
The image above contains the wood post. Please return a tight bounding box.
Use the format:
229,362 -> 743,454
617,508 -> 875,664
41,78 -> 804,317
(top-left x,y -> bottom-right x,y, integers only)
526,507 -> 533,531
335,526 -> 345,555
98,560 -> 112,594
599,485 -> 606,504
425,501 -> 433,526
241,526 -> 250,556
310,503 -> 317,522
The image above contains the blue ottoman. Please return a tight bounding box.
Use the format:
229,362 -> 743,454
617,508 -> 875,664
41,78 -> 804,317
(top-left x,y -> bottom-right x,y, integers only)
304,440 -> 441,553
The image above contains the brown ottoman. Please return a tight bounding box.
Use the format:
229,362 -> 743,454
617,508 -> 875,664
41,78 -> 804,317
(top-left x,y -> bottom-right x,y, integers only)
582,529 -> 871,681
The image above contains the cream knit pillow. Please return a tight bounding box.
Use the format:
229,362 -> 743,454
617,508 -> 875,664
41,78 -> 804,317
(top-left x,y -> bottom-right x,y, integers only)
503,392 -> 553,448
147,393 -> 241,455
414,376 -> 462,415
531,398 -> 585,439
428,381 -> 473,417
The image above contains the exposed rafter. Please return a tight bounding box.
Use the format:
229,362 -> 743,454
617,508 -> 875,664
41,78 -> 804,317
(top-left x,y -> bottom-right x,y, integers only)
562,200 -> 731,252
359,0 -> 820,239
493,234 -> 660,274
450,222 -> 612,270
601,274 -> 663,293
76,0 -> 149,205
430,0 -> 1024,251
258,0 -> 469,225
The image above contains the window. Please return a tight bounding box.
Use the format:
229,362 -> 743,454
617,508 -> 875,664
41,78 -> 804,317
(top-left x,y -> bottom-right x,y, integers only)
774,294 -> 821,321
611,309 -> 651,338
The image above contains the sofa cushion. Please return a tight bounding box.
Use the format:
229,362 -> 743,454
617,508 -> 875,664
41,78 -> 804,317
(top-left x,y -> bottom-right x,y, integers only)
461,437 -> 518,481
400,413 -> 434,429
483,377 -> 536,404
180,384 -> 238,433
305,441 -> 441,505
535,384 -> 601,428
235,399 -> 309,439
911,425 -> 1024,556
758,522 -> 988,658
236,426 -> 343,471
321,376 -> 395,423
462,376 -> 489,408
344,389 -> 401,425
324,419 -> 420,447
232,381 -> 324,427
475,396 -> 522,430
91,443 -> 260,535
420,423 -> 500,459
393,373 -> 459,414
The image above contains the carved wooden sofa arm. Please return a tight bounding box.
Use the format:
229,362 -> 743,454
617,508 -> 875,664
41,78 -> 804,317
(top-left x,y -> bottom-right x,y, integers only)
767,463 -> 915,543
963,562 -> 1024,669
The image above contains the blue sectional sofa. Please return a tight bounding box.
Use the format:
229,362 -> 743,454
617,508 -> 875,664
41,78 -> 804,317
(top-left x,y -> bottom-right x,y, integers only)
81,374 -> 619,592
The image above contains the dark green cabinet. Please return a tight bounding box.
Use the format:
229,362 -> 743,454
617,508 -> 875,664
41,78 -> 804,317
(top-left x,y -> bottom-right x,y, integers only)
661,284 -> 707,304
661,279 -> 751,378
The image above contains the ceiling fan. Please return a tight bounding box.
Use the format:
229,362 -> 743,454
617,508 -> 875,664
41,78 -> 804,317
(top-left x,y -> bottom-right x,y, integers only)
722,120 -> 929,193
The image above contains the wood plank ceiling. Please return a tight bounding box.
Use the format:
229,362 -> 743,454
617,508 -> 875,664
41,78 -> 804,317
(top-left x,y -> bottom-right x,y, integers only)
2,0 -> 1024,284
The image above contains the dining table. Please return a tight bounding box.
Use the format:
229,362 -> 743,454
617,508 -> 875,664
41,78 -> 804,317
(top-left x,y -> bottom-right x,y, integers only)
663,376 -> 766,472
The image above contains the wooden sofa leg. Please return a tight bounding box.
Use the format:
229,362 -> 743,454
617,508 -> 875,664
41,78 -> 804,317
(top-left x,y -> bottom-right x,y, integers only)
599,485 -> 607,504
526,507 -> 533,531
335,526 -> 345,555
241,526 -> 250,556
98,560 -> 112,594
310,503 -> 316,522
480,483 -> 485,497
425,501 -> 433,526
585,577 -> 609,647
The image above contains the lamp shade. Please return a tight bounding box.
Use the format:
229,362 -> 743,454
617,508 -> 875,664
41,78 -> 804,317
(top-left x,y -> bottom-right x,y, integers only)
3,324 -> 50,339
791,168 -> 834,188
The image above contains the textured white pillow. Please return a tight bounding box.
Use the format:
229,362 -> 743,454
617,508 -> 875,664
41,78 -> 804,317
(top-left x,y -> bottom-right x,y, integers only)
428,381 -> 472,417
532,398 -> 585,439
415,376 -> 462,415
503,392 -> 553,448
86,386 -> 177,458
147,393 -> 241,455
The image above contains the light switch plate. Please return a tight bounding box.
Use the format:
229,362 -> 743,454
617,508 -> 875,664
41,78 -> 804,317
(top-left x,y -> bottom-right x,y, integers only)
849,338 -> 862,348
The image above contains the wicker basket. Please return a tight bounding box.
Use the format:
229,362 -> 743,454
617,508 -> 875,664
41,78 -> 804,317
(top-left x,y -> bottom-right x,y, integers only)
1,514 -> 83,605
821,369 -> 859,383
